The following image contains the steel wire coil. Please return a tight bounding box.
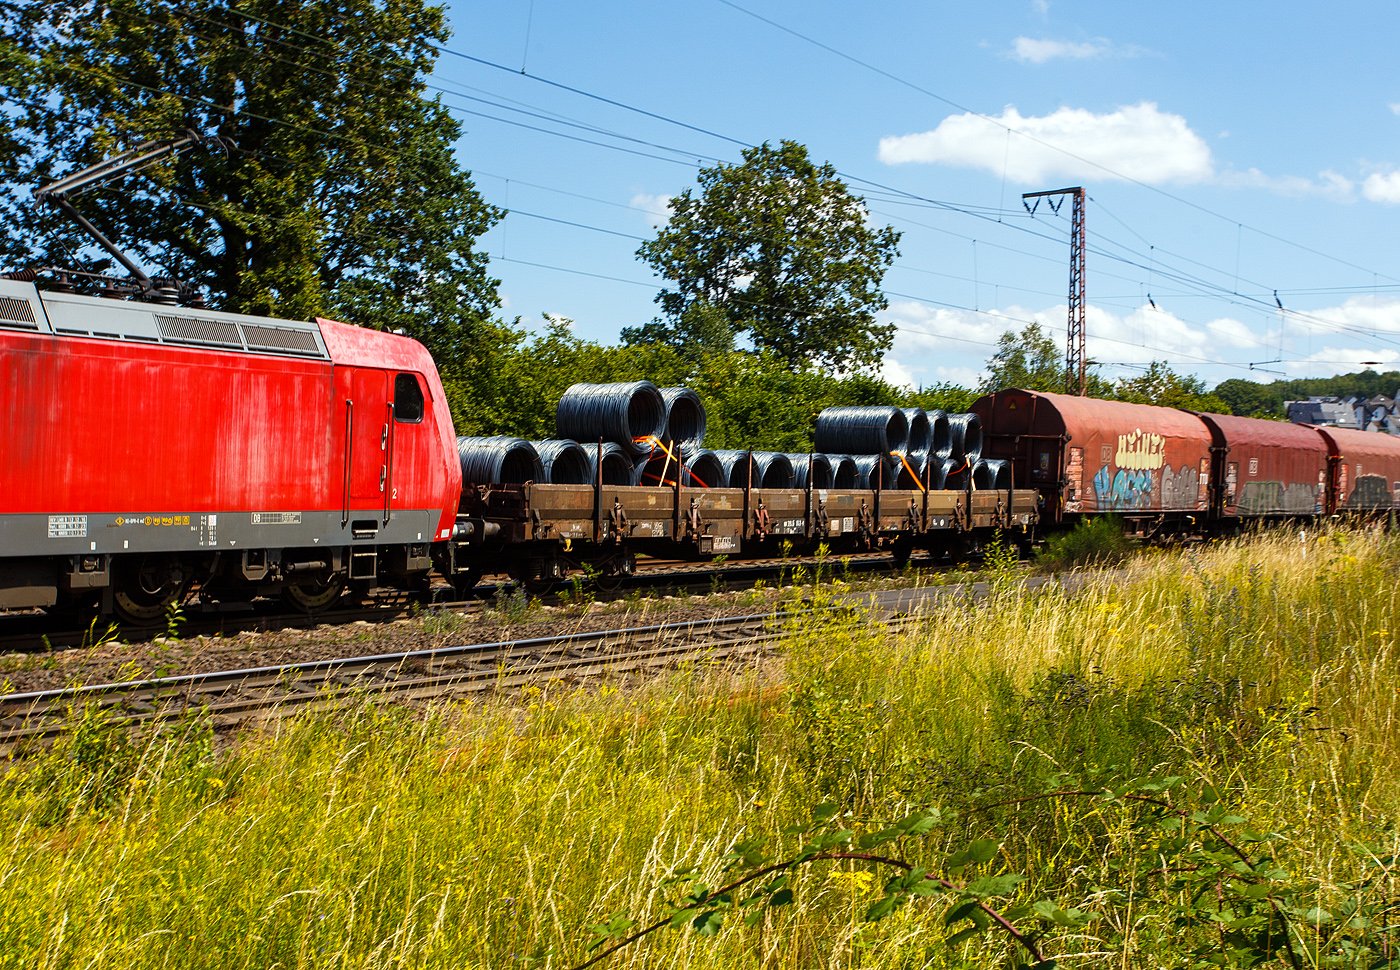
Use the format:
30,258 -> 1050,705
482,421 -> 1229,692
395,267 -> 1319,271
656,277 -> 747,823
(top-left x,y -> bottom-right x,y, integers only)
711,450 -> 762,488
852,453 -> 899,489
456,436 -> 545,486
531,439 -> 593,485
813,406 -> 908,455
556,381 -> 667,455
752,451 -> 795,489
946,413 -> 983,461
901,408 -> 931,459
683,449 -> 724,488
785,453 -> 833,489
892,452 -> 928,490
973,458 -> 1012,490
660,387 -> 707,452
925,409 -> 952,459
940,456 -> 972,490
582,441 -> 640,486
925,457 -> 948,490
828,455 -> 858,488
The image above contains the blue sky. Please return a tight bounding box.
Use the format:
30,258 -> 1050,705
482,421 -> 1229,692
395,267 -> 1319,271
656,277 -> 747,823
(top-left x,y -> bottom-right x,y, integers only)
434,1 -> 1400,390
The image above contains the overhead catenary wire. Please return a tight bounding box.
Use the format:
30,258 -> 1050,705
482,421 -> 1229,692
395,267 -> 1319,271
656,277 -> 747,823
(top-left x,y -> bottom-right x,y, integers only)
30,16 -> 1397,374
54,6 -> 1399,358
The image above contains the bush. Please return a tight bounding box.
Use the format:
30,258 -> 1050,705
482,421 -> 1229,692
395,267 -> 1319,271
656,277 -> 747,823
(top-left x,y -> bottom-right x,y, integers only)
1035,514 -> 1136,570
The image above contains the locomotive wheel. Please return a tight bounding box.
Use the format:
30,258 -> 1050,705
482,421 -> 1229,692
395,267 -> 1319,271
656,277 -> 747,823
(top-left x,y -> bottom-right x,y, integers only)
450,569 -> 484,599
112,556 -> 191,625
283,575 -> 346,613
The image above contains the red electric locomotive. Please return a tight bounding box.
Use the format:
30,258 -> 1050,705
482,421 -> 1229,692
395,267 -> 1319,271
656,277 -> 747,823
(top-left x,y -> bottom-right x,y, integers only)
0,275 -> 461,620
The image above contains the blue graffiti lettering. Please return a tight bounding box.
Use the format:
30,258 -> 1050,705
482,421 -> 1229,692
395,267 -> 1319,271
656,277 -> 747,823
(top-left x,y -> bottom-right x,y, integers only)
1092,465 -> 1155,510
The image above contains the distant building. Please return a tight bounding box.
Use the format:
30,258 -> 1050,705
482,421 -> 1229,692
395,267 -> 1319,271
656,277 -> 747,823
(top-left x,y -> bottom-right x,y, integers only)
1285,394 -> 1400,433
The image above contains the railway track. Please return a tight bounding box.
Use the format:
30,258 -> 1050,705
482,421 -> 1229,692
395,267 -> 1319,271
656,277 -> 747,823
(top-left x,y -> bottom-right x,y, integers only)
0,549 -> 933,652
0,570 -> 1100,751
0,612 -> 801,750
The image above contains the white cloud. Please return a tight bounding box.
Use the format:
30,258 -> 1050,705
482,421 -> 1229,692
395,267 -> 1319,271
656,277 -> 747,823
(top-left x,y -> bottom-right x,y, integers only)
1031,0 -> 1050,16
1296,296 -> 1400,336
879,102 -> 1213,185
1219,167 -> 1356,202
1390,102 -> 1400,116
879,295 -> 1400,389
630,192 -> 672,229
1362,171 -> 1400,203
1010,37 -> 1107,63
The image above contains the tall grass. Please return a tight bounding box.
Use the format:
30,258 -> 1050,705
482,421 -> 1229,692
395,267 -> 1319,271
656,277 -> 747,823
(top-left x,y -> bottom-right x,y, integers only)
1,526 -> 1398,967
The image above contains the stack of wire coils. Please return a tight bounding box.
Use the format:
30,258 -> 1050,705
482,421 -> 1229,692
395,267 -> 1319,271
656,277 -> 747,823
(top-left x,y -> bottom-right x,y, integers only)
531,439 -> 593,485
829,455 -> 858,488
456,436 -> 545,488
660,387 -> 707,452
556,381 -> 724,487
972,458 -> 1012,490
947,413 -> 983,462
786,453 -> 834,489
752,452 -> 795,488
925,409 -> 952,459
556,381 -> 667,456
852,454 -> 900,489
814,406 -> 908,456
711,450 -> 761,488
901,408 -> 931,460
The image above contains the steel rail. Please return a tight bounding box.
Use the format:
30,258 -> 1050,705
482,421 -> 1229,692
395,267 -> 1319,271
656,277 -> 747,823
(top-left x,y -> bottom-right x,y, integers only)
0,611 -> 815,746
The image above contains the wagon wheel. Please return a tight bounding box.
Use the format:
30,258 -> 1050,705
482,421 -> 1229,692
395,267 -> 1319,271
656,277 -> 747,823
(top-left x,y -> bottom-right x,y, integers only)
112,555 -> 192,625
282,575 -> 347,614
889,538 -> 914,569
592,568 -> 625,593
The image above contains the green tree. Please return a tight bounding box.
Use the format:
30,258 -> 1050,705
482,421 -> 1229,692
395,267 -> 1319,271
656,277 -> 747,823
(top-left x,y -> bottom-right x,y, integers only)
980,321 -> 1066,392
1115,361 -> 1228,413
627,140 -> 900,372
0,0 -> 501,368
1212,378 -> 1284,418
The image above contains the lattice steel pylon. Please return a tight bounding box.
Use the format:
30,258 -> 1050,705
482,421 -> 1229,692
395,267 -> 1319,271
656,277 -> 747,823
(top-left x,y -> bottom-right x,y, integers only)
1022,187 -> 1087,395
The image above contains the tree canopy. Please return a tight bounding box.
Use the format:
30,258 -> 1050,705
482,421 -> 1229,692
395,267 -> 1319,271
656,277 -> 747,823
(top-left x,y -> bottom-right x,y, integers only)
0,0 -> 501,368
625,140 -> 900,372
980,321 -> 1064,393
1114,360 -> 1228,413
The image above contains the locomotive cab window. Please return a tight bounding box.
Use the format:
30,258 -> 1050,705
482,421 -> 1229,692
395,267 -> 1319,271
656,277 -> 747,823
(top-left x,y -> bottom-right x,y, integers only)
394,373 -> 424,423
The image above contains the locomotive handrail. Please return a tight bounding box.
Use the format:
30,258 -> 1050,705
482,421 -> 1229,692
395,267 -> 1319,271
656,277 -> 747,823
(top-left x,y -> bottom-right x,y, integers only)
342,401 -> 353,527
384,402 -> 394,524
